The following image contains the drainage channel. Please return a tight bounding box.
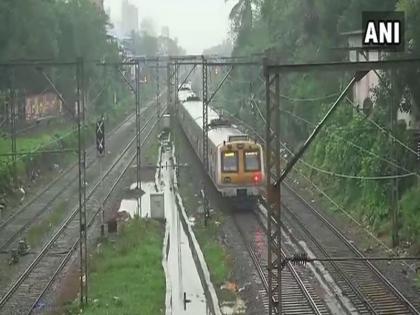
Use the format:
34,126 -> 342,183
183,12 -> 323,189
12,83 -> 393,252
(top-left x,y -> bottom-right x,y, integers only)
134,131 -> 221,315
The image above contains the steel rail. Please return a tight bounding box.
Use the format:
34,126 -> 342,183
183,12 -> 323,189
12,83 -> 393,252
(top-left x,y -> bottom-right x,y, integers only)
282,182 -> 420,314
0,105 -> 155,253
228,114 -> 420,314
0,85 -> 167,220
26,117 -> 161,314
0,110 -> 158,311
0,86 -> 168,241
265,57 -> 420,73
277,201 -> 378,314
0,106 -> 139,231
232,212 -> 322,314
255,208 -> 324,314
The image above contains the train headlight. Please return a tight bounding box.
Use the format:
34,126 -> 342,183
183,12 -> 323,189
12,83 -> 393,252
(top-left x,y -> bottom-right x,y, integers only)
252,173 -> 262,183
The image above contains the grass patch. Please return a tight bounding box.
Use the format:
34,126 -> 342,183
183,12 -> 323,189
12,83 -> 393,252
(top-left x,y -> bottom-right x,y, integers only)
195,222 -> 231,286
66,219 -> 165,315
26,201 -> 68,246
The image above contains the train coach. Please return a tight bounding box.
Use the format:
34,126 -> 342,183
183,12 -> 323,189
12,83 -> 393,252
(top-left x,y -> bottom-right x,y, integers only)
177,86 -> 265,207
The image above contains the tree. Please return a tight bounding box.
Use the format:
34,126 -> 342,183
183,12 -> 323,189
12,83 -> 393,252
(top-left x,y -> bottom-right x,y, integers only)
0,0 -> 125,116
226,0 -> 255,49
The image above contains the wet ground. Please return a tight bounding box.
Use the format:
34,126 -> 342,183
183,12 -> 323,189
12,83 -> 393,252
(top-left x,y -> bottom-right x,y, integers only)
160,136 -> 210,314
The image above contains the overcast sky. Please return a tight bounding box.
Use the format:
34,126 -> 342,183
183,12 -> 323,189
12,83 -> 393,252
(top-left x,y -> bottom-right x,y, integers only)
104,0 -> 234,54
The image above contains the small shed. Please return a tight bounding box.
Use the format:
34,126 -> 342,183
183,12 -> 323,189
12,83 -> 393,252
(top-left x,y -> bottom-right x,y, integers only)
150,192 -> 165,218
162,114 -> 171,131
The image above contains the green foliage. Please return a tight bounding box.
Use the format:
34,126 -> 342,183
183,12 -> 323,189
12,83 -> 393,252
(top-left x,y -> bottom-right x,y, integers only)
223,0 -> 420,247
73,220 -> 165,315
0,0 -> 127,115
400,187 -> 420,246
195,222 -> 232,286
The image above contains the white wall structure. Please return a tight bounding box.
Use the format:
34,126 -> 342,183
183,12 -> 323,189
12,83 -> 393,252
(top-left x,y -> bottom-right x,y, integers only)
343,30 -> 380,110
342,30 -> 416,129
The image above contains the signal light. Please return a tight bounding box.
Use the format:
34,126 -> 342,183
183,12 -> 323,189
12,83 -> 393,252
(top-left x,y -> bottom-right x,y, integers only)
96,118 -> 105,155
253,172 -> 262,183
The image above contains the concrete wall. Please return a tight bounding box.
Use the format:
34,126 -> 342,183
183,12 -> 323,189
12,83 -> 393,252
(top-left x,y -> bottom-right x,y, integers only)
345,32 -> 416,129
25,92 -> 63,121
347,34 -> 380,108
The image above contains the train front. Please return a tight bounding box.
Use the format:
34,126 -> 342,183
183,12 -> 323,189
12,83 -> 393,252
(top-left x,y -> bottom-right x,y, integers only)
216,135 -> 265,208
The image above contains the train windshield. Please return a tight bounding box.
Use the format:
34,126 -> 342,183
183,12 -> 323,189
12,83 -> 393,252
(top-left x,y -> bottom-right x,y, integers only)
244,151 -> 261,172
222,151 -> 238,172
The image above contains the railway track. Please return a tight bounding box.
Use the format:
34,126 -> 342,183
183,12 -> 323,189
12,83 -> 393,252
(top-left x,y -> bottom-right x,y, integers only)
226,114 -> 420,314
280,183 -> 420,314
232,210 -> 326,314
0,102 -> 156,255
0,110 -> 161,314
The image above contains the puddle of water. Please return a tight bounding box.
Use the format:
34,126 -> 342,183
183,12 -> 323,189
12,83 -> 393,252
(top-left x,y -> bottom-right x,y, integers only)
118,182 -> 157,218
117,199 -> 139,218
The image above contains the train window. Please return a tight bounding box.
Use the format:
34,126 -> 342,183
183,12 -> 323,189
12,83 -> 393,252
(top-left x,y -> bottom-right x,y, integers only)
244,151 -> 261,172
222,151 -> 238,172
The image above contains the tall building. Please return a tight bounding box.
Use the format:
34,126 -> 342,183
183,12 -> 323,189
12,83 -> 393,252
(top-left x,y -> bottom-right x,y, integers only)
121,0 -> 139,36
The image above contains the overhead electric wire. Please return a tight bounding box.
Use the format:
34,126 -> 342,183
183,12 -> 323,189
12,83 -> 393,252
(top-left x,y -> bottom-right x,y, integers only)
289,165 -> 418,273
222,103 -> 415,180
345,96 -> 418,157
280,141 -> 416,180
280,108 -> 417,177
241,93 -> 417,178
220,95 -> 417,179
279,92 -> 340,102
217,75 -> 419,270
248,72 -> 418,157
221,79 -> 340,102
214,81 -> 418,178
222,107 -> 417,270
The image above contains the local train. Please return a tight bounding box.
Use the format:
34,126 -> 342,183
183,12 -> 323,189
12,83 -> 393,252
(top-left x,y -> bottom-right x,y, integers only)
177,83 -> 265,207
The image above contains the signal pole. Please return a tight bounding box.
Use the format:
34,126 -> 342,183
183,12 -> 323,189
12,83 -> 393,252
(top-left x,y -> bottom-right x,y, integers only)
135,59 -> 141,218
96,115 -> 105,236
390,71 -> 399,247
77,57 -> 88,307
9,70 -> 17,185
156,57 -> 160,122
174,61 -> 179,115
202,56 -> 209,172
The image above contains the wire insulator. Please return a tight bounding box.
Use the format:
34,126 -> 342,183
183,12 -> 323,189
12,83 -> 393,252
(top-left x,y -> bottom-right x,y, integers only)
290,253 -> 309,266
281,253 -> 310,270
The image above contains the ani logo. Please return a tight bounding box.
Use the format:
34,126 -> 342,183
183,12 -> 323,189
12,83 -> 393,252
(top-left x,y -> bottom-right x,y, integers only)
362,11 -> 405,51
